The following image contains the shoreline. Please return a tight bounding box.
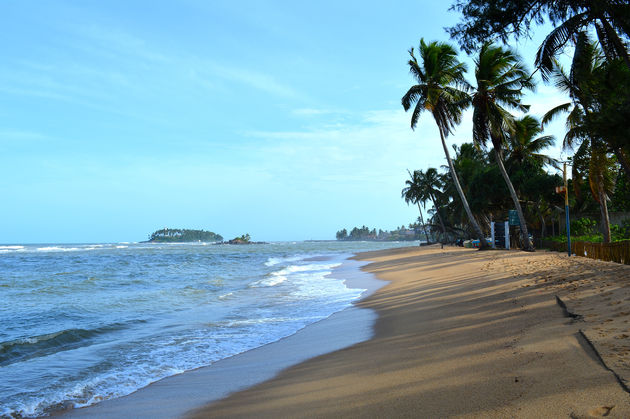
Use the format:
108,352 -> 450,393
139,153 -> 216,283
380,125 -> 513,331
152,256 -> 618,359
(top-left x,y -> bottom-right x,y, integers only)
188,245 -> 630,418
54,257 -> 386,418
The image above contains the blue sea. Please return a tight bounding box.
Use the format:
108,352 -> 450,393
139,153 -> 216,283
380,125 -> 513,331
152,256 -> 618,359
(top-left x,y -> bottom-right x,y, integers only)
0,240 -> 416,418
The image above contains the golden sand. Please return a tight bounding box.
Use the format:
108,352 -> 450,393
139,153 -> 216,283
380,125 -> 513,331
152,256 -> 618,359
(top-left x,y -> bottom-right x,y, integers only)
187,246 -> 630,418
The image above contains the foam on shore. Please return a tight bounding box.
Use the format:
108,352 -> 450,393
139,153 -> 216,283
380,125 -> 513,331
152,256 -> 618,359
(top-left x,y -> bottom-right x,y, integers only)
56,259 -> 385,419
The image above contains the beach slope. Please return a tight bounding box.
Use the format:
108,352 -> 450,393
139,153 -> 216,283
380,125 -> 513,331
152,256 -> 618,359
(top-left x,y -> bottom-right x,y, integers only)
188,246 -> 630,418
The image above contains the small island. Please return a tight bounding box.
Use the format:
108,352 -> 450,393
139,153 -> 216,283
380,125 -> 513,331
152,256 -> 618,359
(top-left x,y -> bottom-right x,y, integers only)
216,234 -> 267,245
147,228 -> 223,243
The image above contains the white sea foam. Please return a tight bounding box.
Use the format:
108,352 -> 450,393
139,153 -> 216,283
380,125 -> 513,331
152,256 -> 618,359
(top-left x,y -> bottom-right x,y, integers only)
264,255 -> 305,267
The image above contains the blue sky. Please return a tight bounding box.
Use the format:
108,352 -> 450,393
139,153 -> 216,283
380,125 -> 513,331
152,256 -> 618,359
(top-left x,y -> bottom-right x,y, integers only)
0,1 -> 569,243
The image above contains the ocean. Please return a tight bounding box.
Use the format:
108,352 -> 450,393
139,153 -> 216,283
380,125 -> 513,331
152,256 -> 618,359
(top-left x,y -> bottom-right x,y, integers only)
0,240 -> 416,418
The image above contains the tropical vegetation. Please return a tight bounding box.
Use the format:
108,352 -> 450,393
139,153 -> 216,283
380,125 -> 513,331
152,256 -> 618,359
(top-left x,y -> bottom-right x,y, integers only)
399,1 -> 630,249
336,225 -> 427,242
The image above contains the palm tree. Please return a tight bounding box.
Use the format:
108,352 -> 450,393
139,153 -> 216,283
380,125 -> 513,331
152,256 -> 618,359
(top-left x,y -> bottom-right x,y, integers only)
543,33 -> 618,242
534,1 -> 630,79
469,43 -> 536,251
402,39 -> 489,248
588,143 -> 615,243
419,168 -> 448,237
401,170 -> 434,242
507,115 -> 557,169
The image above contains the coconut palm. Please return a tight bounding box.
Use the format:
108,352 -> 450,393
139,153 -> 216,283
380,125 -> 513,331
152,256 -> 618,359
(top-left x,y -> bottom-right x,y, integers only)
469,43 -> 536,251
419,168 -> 448,236
401,170 -> 434,242
402,39 -> 489,248
543,33 -> 619,242
507,115 -> 557,169
534,1 -> 630,79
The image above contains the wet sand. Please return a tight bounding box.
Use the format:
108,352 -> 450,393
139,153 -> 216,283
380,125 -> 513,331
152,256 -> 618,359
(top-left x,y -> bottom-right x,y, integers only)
188,245 -> 630,418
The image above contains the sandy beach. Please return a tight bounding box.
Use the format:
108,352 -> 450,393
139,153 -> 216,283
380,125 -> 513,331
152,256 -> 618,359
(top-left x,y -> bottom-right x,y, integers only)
188,245 -> 630,418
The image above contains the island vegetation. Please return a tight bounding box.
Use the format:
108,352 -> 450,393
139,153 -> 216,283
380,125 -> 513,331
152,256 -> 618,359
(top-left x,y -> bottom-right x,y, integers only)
147,228 -> 223,243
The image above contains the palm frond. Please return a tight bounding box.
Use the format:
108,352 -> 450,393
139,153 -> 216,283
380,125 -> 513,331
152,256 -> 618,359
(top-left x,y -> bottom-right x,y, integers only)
542,102 -> 572,126
536,13 -> 589,82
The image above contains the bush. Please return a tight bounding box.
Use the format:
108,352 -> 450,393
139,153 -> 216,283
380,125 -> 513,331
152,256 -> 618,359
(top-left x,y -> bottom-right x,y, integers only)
570,217 -> 598,236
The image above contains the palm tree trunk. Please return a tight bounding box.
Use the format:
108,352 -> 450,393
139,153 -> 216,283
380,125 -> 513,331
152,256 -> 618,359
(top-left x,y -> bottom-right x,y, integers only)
598,184 -> 611,243
439,132 -> 489,248
494,148 -> 534,251
417,203 -> 432,243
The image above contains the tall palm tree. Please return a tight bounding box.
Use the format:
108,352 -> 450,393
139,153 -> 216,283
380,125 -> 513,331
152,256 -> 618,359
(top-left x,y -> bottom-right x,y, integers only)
543,33 -> 618,243
401,169 -> 434,242
469,43 -> 536,251
402,39 -> 489,248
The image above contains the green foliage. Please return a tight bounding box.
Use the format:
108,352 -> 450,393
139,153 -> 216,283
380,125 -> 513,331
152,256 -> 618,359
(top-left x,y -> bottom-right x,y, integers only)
230,234 -> 251,243
335,225 -> 422,241
611,219 -> 630,241
148,228 -> 223,243
570,217 -> 598,236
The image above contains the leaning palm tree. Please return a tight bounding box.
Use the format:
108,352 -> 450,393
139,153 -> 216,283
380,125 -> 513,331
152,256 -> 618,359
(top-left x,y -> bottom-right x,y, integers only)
469,43 -> 536,251
402,39 -> 489,248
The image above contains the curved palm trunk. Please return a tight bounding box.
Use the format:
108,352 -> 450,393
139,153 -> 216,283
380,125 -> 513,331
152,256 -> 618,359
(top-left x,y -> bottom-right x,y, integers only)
439,132 -> 489,248
417,203 -> 432,243
494,148 -> 534,251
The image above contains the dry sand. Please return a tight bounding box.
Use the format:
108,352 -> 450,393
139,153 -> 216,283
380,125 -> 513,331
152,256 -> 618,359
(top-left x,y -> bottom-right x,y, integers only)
188,245 -> 630,418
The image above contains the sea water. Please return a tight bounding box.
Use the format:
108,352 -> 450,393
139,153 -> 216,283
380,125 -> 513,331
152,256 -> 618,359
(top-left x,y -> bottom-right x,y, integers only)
0,241 -> 416,418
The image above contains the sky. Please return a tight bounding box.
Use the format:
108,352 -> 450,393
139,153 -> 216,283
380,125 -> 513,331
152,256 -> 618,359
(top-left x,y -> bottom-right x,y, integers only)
0,1 -> 571,243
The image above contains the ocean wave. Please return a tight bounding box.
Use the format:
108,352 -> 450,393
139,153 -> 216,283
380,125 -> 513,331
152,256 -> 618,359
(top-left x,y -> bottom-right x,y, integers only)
0,245 -> 26,254
36,246 -> 94,252
250,262 -> 342,288
0,323 -> 129,367
264,255 -> 306,267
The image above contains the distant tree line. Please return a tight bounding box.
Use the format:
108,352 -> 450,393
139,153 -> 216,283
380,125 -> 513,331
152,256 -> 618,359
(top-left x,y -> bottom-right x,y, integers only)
148,228 -> 223,242
336,225 -> 425,241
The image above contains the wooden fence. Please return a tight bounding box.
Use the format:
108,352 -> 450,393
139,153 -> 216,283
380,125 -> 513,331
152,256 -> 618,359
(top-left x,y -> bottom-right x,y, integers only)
541,239 -> 630,265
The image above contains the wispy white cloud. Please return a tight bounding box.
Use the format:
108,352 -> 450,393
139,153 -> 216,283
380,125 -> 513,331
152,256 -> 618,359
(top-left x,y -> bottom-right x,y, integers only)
244,107 -> 454,186
206,62 -> 301,99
